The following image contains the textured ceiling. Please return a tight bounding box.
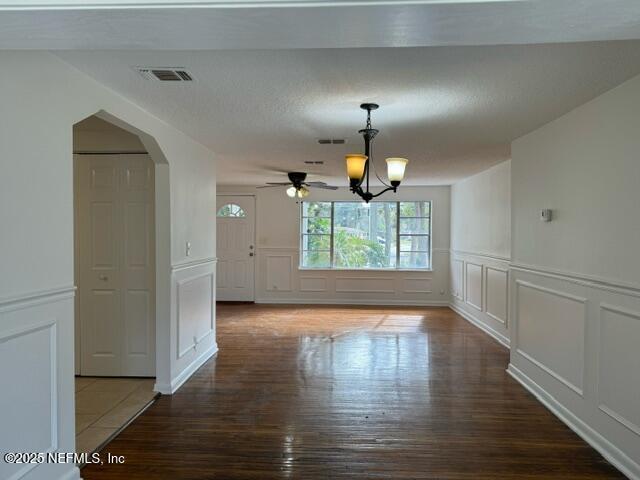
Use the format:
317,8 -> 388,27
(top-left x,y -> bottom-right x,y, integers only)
57,41 -> 640,186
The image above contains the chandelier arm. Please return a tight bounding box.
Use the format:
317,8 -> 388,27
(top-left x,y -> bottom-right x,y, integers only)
369,185 -> 398,199
368,141 -> 393,189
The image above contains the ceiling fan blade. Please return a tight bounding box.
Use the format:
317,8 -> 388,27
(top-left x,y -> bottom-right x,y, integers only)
312,184 -> 339,190
265,182 -> 292,185
305,181 -> 328,186
256,184 -> 287,189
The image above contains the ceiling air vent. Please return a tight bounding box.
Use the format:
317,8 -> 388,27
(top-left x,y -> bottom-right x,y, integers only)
318,139 -> 346,145
136,67 -> 194,82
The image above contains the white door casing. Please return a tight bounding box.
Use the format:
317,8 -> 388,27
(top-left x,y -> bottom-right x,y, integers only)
216,195 -> 256,301
76,154 -> 156,377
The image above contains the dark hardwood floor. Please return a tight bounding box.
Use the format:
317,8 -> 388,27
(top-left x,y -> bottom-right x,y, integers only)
81,304 -> 624,479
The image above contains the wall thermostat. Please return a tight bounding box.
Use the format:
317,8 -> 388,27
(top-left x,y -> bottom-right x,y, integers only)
540,209 -> 553,222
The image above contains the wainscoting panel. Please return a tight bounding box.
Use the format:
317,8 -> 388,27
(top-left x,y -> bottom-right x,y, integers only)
335,276 -> 395,294
465,262 -> 483,311
177,273 -> 214,359
485,267 -> 508,325
255,247 -> 450,306
164,259 -> 218,395
266,255 -> 293,292
451,259 -> 464,300
509,264 -> 640,480
299,277 -> 327,293
515,280 -> 586,395
450,251 -> 510,347
0,287 -> 79,480
402,277 -> 433,294
598,303 -> 640,436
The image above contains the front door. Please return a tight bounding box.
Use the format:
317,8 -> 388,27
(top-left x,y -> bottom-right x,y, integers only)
76,154 -> 156,377
216,195 -> 255,301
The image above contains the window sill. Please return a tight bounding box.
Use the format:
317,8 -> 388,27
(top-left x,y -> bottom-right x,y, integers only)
298,267 -> 434,273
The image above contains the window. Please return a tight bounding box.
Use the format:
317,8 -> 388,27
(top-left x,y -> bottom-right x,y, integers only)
217,203 -> 246,218
300,201 -> 431,270
398,201 -> 431,269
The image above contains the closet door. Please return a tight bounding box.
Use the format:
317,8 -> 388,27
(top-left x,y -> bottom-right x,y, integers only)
77,154 -> 155,376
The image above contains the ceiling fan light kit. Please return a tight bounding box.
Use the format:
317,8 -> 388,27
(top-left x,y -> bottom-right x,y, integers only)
286,185 -> 310,198
345,103 -> 408,203
259,171 -> 337,197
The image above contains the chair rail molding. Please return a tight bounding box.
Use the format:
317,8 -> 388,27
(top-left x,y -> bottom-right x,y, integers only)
509,265 -> 640,480
450,250 -> 510,348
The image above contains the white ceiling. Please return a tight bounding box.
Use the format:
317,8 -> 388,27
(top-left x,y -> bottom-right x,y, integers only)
3,1 -> 640,50
57,41 -> 640,185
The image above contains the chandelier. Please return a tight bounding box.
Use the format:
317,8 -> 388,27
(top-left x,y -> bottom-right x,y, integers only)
345,103 -> 408,203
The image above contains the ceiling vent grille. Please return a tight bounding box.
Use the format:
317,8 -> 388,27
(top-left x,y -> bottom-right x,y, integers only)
318,139 -> 346,145
137,67 -> 194,82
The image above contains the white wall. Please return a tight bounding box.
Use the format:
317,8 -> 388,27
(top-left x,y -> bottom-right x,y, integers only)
451,161 -> 511,259
449,161 -> 511,346
509,74 -> 640,479
217,185 -> 451,306
0,52 -> 217,480
73,116 -> 146,153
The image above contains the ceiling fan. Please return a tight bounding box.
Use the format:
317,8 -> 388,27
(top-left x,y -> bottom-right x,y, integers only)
258,172 -> 338,198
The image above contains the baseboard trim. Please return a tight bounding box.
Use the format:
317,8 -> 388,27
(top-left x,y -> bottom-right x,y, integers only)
255,298 -> 450,307
507,363 -> 640,480
449,303 -> 510,348
154,343 -> 218,395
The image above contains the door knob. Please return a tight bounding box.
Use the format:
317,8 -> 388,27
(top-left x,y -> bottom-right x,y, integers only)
249,252 -> 254,257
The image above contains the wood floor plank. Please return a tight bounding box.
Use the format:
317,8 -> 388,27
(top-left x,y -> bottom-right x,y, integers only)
81,305 -> 625,479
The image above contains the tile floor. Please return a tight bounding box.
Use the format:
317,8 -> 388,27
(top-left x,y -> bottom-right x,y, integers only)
75,377 -> 157,454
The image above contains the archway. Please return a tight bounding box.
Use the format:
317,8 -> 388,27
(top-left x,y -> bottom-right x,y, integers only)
74,111 -> 171,451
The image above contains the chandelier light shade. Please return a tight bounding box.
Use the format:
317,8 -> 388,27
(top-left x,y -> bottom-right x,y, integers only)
344,103 -> 409,202
385,157 -> 409,183
345,154 -> 368,182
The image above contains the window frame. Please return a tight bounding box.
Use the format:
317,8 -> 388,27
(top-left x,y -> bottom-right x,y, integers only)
299,200 -> 432,271
216,203 -> 247,218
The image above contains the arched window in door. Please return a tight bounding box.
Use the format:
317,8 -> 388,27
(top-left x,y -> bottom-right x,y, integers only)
217,203 -> 246,218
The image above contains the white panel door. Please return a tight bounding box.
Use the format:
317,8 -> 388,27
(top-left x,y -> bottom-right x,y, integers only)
216,195 -> 255,301
76,154 -> 155,376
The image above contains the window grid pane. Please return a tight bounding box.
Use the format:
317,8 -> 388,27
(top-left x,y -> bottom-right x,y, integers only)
300,201 -> 431,270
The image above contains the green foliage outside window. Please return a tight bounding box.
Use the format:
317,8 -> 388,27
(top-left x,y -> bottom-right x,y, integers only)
300,201 -> 431,270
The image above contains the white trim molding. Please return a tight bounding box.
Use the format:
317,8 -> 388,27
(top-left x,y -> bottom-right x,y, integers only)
510,262 -> 640,298
464,261 -> 484,311
509,265 -> 640,479
597,303 -> 640,437
171,257 -> 217,272
449,250 -> 510,349
1,320 -> 59,480
508,363 -> 640,480
0,285 -> 76,313
451,249 -> 511,262
484,266 -> 508,326
176,271 -> 215,359
154,343 -> 218,395
255,298 -> 450,307
450,303 -> 510,348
